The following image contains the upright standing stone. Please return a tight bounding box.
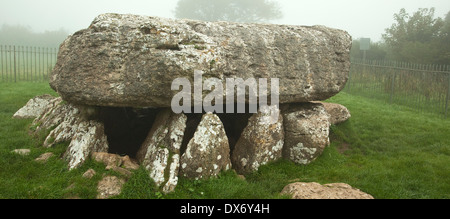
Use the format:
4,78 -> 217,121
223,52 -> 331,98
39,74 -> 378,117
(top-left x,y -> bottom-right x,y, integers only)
180,112 -> 231,179
232,106 -> 284,174
137,109 -> 187,193
64,120 -> 109,170
282,103 -> 330,165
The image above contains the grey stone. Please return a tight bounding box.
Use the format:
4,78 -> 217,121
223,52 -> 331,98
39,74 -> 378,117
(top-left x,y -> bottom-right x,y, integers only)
13,95 -> 60,119
137,109 -> 187,193
315,101 -> 351,125
63,120 -> 109,170
82,169 -> 96,179
50,13 -> 352,108
12,149 -> 31,156
97,175 -> 125,199
231,105 -> 284,174
281,182 -> 374,199
35,152 -> 54,163
282,103 -> 330,165
180,112 -> 231,179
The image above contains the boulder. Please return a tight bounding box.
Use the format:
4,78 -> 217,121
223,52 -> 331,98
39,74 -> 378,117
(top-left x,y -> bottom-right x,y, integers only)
282,103 -> 330,165
137,109 -> 187,193
313,101 -> 351,125
12,149 -> 31,156
35,152 -> 54,163
91,152 -> 123,169
180,112 -> 231,179
281,182 -> 374,199
42,103 -> 82,148
30,97 -> 67,135
13,94 -> 60,119
97,175 -> 125,199
82,169 -> 96,179
231,105 -> 284,174
63,120 -> 109,170
50,13 -> 351,108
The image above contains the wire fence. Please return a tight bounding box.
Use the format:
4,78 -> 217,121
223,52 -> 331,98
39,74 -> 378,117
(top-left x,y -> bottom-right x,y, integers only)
1,45 -> 449,118
345,58 -> 450,118
0,45 -> 58,82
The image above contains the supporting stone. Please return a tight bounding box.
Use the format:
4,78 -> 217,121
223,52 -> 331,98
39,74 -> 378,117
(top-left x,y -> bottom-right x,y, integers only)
63,120 -> 109,170
282,103 -> 330,165
180,112 -> 231,179
231,105 -> 284,175
137,109 -> 187,193
13,94 -> 61,119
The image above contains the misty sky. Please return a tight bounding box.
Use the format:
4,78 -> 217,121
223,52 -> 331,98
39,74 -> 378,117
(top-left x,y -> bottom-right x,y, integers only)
1,0 -> 449,42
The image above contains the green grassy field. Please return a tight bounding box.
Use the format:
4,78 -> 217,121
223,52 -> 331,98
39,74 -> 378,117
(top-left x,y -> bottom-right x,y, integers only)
0,82 -> 449,199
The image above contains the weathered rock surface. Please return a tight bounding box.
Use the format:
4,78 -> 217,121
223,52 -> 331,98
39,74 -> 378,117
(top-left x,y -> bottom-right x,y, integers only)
314,101 -> 351,125
97,175 -> 126,199
282,103 -> 330,165
63,120 -> 109,170
30,97 -> 65,134
35,152 -> 54,163
91,152 -> 124,169
137,109 -> 187,193
180,112 -> 231,179
12,149 -> 31,156
82,169 -> 96,179
231,106 -> 284,174
42,103 -> 82,148
13,95 -> 60,119
281,182 -> 374,199
50,13 -> 351,108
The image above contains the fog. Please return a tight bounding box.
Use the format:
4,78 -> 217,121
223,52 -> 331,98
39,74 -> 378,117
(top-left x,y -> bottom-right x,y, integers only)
1,0 -> 449,43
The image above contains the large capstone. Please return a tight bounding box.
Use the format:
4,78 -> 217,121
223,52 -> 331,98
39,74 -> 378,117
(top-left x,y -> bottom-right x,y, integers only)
50,13 -> 351,108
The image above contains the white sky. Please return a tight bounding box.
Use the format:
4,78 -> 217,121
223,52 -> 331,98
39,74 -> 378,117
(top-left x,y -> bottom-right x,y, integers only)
1,0 -> 449,42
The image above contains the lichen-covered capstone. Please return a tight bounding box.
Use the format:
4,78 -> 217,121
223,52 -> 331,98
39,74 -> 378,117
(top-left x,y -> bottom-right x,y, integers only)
50,13 -> 351,108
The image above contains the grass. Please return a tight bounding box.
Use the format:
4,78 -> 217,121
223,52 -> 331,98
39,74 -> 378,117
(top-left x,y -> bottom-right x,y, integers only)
0,82 -> 449,199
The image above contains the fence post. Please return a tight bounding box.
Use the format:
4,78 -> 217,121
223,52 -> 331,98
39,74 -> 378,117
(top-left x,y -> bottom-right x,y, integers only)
390,64 -> 396,104
347,60 -> 352,91
13,45 -> 17,83
445,66 -> 450,118
0,45 -> 3,82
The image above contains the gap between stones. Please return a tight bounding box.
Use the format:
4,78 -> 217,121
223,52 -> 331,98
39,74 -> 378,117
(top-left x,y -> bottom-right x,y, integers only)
96,105 -> 252,162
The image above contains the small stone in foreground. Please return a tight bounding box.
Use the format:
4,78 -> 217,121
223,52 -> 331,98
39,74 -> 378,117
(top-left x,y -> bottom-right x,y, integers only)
12,149 -> 31,156
82,169 -> 96,179
281,182 -> 374,199
35,152 -> 54,163
97,176 -> 125,199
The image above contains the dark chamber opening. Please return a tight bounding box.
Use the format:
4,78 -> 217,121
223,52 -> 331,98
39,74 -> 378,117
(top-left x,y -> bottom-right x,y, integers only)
179,104 -> 253,156
98,107 -> 159,159
97,104 -> 254,160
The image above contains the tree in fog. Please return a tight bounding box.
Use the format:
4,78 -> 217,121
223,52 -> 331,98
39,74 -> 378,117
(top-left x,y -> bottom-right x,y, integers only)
174,0 -> 283,23
0,24 -> 68,47
383,8 -> 449,64
437,11 -> 450,64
